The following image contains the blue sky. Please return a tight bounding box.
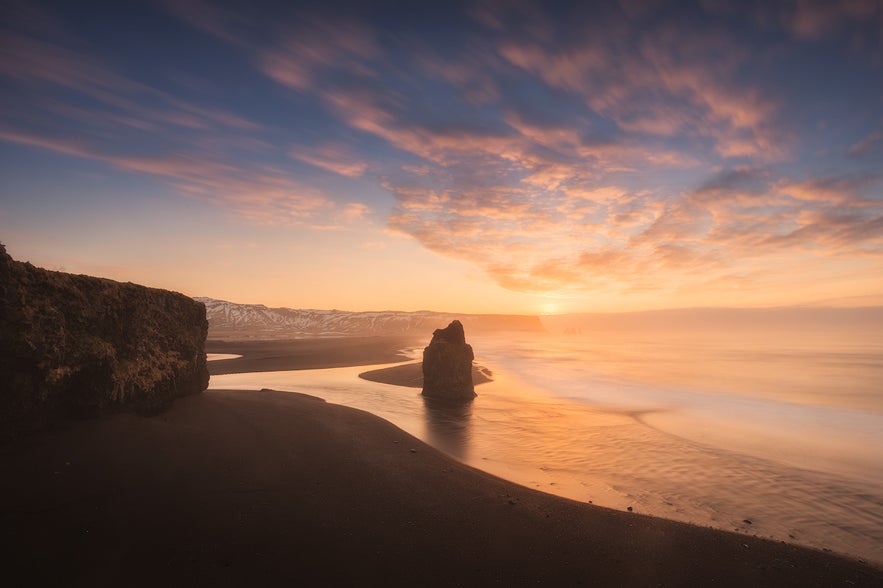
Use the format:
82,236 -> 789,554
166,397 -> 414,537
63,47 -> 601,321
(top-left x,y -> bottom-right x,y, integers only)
1,0 -> 882,313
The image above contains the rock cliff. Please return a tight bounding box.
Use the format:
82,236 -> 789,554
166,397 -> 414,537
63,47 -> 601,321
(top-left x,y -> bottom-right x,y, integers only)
0,244 -> 209,437
421,320 -> 476,401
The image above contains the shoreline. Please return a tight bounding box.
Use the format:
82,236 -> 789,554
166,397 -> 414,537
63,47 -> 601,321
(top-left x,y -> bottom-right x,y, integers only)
206,336 -> 419,375
204,338 -> 883,567
358,361 -> 494,388
3,388 -> 880,585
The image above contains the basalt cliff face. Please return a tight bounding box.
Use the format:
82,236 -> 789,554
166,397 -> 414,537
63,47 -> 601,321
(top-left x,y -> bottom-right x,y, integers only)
422,320 -> 476,402
0,244 -> 209,437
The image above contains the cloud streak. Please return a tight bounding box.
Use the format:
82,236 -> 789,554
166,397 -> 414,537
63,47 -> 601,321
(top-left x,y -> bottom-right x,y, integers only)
0,15 -> 370,229
3,0 -> 882,307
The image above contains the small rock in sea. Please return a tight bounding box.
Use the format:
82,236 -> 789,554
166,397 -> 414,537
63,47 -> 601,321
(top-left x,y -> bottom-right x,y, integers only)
743,519 -> 752,525
627,506 -> 633,512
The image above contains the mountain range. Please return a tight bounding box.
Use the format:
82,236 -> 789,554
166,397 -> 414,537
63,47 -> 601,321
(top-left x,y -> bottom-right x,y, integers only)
195,297 -> 544,339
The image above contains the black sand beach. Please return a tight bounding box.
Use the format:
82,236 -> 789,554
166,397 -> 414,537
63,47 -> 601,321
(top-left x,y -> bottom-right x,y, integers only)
4,337 -> 881,585
206,336 -> 418,374
2,388 -> 881,586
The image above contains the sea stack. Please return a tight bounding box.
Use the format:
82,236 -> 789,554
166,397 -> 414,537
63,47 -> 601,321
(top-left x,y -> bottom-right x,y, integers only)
421,320 -> 476,401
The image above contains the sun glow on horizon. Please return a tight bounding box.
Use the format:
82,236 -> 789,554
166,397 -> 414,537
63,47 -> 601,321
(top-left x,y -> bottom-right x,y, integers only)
1,0 -> 882,314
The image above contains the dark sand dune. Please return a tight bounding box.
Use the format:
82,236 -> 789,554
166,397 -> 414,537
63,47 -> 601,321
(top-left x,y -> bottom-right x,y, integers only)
2,389 -> 880,587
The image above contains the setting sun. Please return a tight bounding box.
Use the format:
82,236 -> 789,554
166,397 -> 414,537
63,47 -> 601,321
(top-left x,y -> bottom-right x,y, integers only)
2,0 -> 881,314
2,1 -> 882,582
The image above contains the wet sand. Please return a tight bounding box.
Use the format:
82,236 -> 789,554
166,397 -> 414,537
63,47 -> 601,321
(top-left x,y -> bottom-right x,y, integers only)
359,361 -> 494,388
206,336 -> 418,375
2,388 -> 880,586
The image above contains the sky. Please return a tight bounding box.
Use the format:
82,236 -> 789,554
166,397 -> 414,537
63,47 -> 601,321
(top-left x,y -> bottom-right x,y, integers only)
1,0 -> 882,314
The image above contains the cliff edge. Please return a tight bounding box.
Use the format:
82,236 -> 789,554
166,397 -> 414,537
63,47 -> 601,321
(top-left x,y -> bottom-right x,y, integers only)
0,244 -> 209,437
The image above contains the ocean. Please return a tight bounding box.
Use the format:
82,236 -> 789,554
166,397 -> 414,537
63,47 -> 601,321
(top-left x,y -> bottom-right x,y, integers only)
209,324 -> 883,565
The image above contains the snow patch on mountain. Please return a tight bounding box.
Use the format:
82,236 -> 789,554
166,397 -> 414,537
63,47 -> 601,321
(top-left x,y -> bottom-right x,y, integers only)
195,297 -> 543,339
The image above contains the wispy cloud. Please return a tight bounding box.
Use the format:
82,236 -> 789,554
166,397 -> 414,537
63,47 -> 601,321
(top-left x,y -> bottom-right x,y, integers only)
773,0 -> 882,41
259,19 -> 381,92
0,13 -> 370,229
216,1 -> 876,297
4,0 -> 882,306
0,128 -> 341,226
289,143 -> 369,178
849,130 -> 883,158
499,20 -> 787,160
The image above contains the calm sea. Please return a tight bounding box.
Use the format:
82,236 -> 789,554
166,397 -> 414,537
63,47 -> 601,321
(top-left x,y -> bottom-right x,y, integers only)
210,325 -> 883,565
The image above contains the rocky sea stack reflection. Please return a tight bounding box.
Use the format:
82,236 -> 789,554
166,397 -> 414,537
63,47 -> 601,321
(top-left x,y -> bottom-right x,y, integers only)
421,320 -> 476,402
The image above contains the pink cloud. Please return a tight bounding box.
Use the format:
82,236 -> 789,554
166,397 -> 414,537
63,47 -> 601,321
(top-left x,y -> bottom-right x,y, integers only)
0,30 -> 263,137
159,0 -> 250,48
259,20 -> 380,92
413,50 -> 501,105
7,0 -> 881,304
386,146 -> 883,296
322,87 -> 530,169
849,130 -> 883,157
289,144 -> 369,178
778,175 -> 882,204
778,0 -> 881,40
0,127 -> 344,227
633,201 -> 713,244
498,23 -> 787,161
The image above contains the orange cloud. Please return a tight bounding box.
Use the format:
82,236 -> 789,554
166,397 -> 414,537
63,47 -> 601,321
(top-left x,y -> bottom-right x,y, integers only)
7,0 -> 881,308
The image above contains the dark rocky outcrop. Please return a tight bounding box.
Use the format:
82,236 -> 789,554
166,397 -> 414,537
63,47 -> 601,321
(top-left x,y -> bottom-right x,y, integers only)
0,243 -> 208,438
421,320 -> 476,402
